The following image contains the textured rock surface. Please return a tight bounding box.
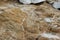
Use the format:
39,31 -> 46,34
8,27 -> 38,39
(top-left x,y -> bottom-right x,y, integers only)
0,0 -> 60,40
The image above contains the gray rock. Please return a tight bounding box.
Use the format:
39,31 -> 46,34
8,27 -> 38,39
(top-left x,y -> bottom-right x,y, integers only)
18,0 -> 45,4
53,2 -> 60,9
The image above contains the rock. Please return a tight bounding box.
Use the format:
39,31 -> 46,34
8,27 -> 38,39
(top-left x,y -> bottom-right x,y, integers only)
53,2 -> 60,10
0,1 -> 60,40
18,0 -> 46,4
44,18 -> 53,22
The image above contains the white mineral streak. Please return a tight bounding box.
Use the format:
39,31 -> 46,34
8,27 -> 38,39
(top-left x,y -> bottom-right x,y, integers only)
0,7 -> 7,9
40,33 -> 60,39
44,18 -> 53,22
19,0 -> 45,4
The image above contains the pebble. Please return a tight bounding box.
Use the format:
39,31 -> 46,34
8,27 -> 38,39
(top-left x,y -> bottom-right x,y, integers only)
19,0 -> 45,4
44,18 -> 53,22
53,2 -> 60,9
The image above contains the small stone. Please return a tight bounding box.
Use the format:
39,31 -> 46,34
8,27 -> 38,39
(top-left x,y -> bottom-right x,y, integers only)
18,0 -> 45,4
40,33 -> 60,39
44,18 -> 53,22
53,2 -> 60,9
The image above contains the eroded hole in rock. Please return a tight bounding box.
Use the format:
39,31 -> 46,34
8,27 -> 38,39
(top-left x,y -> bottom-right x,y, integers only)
57,8 -> 60,10
17,0 -> 23,4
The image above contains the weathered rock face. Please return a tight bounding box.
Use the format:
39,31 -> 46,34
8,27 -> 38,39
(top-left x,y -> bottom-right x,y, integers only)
0,0 -> 60,40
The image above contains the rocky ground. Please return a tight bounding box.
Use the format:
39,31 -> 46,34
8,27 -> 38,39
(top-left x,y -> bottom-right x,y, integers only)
0,0 -> 60,40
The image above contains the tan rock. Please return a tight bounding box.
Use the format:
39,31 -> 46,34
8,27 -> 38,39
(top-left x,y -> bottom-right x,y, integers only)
0,1 -> 60,40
